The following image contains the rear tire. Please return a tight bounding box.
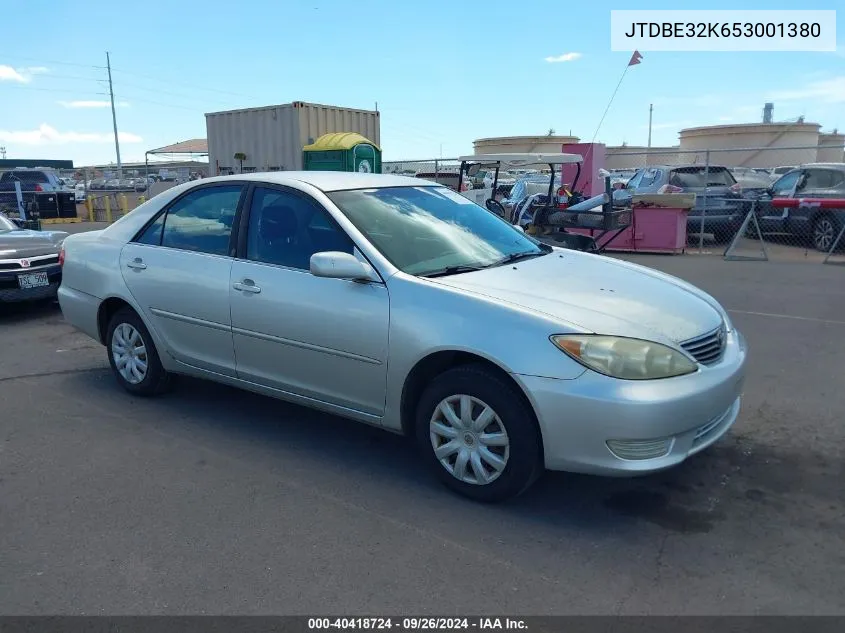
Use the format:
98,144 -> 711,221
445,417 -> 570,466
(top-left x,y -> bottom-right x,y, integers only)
414,364 -> 543,502
812,214 -> 840,253
106,307 -> 171,396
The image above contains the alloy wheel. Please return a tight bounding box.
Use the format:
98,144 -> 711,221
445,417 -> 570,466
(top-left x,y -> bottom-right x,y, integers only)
814,217 -> 836,252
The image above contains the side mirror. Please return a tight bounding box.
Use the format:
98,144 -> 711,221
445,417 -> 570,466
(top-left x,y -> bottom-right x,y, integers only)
310,251 -> 377,282
514,225 -> 525,233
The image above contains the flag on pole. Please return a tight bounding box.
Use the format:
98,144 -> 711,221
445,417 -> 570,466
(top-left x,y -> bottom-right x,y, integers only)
628,50 -> 643,66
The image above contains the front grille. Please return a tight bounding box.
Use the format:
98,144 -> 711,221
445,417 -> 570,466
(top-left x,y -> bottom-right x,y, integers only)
681,325 -> 726,365
0,254 -> 60,271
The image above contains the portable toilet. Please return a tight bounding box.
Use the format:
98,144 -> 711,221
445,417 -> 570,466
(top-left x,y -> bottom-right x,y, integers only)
303,132 -> 382,173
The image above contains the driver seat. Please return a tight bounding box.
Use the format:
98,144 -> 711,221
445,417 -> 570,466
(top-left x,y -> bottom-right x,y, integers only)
256,204 -> 313,269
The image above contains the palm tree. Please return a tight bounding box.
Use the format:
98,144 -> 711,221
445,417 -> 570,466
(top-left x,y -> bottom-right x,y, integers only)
234,152 -> 247,173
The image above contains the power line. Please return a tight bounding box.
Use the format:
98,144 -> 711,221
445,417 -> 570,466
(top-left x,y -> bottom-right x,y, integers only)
110,66 -> 259,100
0,84 -> 107,96
1,54 -> 105,69
113,94 -> 208,112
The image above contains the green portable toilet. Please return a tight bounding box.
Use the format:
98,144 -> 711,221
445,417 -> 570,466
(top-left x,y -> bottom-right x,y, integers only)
303,132 -> 381,173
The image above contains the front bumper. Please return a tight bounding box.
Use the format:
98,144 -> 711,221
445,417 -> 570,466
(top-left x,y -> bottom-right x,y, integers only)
0,265 -> 62,303
515,328 -> 747,475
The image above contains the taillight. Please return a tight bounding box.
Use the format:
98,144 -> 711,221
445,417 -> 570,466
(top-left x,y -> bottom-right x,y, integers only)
657,184 -> 684,194
34,184 -> 43,192
58,246 -> 65,267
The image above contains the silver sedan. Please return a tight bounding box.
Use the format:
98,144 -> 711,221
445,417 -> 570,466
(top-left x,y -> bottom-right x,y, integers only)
57,172 -> 747,502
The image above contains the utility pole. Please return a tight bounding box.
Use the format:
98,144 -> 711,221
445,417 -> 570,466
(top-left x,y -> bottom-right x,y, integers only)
106,52 -> 123,179
0,146 -> 6,159
647,103 -> 653,149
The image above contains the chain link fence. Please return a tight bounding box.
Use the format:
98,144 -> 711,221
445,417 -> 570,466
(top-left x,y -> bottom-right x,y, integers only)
596,143 -> 845,263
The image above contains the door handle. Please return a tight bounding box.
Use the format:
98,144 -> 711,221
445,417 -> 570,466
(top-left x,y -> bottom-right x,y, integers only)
126,258 -> 147,270
233,280 -> 261,294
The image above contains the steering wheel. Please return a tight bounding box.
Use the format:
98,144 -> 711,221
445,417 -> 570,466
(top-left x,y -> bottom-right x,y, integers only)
485,198 -> 506,219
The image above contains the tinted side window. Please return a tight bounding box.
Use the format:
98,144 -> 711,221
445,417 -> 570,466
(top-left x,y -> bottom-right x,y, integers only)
159,185 -> 243,256
772,171 -> 801,196
246,187 -> 353,270
803,169 -> 844,190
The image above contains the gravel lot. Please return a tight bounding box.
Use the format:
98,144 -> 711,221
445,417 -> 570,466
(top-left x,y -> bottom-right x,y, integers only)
1,229 -> 843,615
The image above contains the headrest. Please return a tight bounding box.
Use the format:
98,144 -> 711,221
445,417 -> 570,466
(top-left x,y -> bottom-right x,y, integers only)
259,204 -> 297,241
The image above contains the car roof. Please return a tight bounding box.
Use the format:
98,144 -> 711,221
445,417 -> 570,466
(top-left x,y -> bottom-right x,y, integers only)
800,163 -> 845,170
196,171 -> 436,192
644,165 -> 731,171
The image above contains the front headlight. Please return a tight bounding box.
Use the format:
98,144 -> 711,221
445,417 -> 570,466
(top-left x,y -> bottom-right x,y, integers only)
551,334 -> 698,380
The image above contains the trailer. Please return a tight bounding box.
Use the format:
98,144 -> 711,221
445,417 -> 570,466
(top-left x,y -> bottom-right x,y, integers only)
205,101 -> 380,175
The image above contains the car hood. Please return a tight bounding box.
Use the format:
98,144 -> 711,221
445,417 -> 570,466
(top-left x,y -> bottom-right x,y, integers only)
430,251 -> 723,344
0,229 -> 68,257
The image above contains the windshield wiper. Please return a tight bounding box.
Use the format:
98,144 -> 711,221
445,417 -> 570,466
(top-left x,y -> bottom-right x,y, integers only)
420,265 -> 487,278
491,250 -> 547,266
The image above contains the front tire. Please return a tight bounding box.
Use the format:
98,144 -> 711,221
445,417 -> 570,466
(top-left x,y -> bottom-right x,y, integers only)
415,365 -> 543,502
106,307 -> 170,396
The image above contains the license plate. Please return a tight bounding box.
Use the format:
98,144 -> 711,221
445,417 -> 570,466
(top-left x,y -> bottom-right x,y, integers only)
18,271 -> 49,289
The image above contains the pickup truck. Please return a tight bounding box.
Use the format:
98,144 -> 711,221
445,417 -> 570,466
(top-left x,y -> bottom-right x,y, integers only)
0,169 -> 77,219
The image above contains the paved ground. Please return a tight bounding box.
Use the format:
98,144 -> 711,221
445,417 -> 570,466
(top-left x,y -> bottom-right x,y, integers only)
1,228 -> 844,615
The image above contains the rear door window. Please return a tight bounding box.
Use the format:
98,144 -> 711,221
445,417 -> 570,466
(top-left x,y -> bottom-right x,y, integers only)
802,169 -> 845,190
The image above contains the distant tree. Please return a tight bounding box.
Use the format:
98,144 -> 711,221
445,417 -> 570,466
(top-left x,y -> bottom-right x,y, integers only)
234,152 -> 247,173
547,128 -> 556,136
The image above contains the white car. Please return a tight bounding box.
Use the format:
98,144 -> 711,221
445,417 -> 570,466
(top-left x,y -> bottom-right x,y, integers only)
57,172 -> 747,502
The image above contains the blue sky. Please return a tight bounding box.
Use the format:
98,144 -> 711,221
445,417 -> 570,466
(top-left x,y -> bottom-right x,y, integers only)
1,0 -> 842,166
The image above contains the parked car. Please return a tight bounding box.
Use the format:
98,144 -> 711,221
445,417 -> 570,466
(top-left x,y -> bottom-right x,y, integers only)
770,165 -> 797,177
614,165 -> 746,242
89,179 -> 107,190
0,169 -> 76,216
748,163 -> 845,252
729,167 -> 772,192
104,179 -> 121,190
74,183 -> 87,203
0,213 -> 66,302
57,172 -> 747,502
118,179 -> 135,190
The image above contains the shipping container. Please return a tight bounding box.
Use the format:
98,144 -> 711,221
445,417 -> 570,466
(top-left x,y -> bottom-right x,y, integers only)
205,101 -> 381,176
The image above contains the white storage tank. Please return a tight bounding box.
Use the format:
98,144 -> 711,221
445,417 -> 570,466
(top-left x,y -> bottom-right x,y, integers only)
206,101 -> 380,175
679,122 -> 821,168
604,145 -> 680,170
473,135 -> 579,155
817,132 -> 845,163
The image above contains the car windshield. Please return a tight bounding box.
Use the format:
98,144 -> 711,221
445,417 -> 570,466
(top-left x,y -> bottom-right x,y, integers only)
668,167 -> 736,188
327,186 -> 547,276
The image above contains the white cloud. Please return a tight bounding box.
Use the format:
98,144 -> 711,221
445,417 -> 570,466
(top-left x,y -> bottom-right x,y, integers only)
0,64 -> 49,83
544,52 -> 582,63
58,100 -> 130,109
768,76 -> 845,104
0,123 -> 143,146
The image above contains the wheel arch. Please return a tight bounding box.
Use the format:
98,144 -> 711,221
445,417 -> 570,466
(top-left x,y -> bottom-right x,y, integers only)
399,350 -> 541,441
